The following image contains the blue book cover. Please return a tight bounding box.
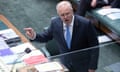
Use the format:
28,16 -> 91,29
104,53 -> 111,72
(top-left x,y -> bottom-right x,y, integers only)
0,48 -> 14,56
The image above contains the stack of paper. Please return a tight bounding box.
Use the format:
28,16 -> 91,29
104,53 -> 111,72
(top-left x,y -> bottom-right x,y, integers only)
11,42 -> 48,65
107,13 -> 120,20
97,8 -> 120,20
97,8 -> 120,15
0,39 -> 15,64
35,62 -> 63,72
0,58 -> 9,72
0,29 -> 21,47
0,42 -> 41,64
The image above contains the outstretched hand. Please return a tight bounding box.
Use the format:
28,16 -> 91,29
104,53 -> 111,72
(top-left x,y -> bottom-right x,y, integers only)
91,0 -> 97,8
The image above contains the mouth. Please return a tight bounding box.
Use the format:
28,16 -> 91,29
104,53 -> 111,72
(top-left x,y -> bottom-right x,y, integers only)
65,19 -> 69,22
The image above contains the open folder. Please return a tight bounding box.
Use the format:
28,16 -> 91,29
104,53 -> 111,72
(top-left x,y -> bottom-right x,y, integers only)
18,61 -> 65,72
35,62 -> 64,72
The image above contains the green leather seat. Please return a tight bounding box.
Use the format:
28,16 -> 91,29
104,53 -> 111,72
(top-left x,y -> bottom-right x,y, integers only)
43,27 -> 60,57
45,39 -> 60,56
87,8 -> 120,36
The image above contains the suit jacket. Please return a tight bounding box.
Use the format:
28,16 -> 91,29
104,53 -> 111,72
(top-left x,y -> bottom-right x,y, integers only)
33,15 -> 99,72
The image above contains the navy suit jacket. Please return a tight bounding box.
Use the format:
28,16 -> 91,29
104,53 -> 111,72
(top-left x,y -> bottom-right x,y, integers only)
33,15 -> 99,71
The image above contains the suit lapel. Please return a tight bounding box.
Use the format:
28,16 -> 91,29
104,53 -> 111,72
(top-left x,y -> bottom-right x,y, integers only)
58,20 -> 68,48
71,16 -> 80,48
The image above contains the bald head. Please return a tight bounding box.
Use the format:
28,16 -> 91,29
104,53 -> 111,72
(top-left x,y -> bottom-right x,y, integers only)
56,1 -> 73,25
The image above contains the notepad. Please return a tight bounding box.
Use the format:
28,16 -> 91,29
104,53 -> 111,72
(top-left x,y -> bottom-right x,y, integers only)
35,62 -> 63,72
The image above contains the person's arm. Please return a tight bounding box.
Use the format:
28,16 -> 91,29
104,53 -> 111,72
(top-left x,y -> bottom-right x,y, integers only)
24,27 -> 36,40
91,0 -> 97,7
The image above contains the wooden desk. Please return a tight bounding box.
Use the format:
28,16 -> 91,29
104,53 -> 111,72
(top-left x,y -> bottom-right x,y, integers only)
0,14 -> 29,43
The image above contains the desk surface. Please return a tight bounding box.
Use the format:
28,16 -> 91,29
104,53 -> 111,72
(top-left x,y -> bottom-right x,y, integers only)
0,14 -> 67,72
0,14 -> 40,72
0,14 -> 29,43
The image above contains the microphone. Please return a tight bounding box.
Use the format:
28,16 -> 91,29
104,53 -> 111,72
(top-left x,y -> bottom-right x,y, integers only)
10,48 -> 31,72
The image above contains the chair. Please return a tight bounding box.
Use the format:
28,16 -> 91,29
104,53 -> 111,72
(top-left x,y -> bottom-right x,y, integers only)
42,27 -> 60,57
45,39 -> 60,56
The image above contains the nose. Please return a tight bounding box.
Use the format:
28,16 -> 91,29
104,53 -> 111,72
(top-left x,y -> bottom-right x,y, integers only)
64,15 -> 67,19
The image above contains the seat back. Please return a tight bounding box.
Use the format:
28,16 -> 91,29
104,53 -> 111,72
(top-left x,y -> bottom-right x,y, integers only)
45,39 -> 60,56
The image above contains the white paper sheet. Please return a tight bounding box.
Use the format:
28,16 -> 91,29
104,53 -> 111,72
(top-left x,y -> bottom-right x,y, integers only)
107,13 -> 120,20
10,42 -> 36,54
98,35 -> 112,43
97,8 -> 120,16
0,29 -> 18,40
104,62 -> 120,72
35,62 -> 63,72
0,40 -> 9,50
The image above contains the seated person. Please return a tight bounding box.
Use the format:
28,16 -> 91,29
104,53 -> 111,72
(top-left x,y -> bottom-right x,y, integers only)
76,0 -> 120,16
103,0 -> 120,8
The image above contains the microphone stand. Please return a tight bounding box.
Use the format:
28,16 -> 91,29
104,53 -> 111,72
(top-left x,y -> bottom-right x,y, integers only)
10,48 -> 31,72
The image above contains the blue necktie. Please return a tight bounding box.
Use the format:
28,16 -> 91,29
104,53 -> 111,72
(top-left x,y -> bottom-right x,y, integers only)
66,25 -> 71,48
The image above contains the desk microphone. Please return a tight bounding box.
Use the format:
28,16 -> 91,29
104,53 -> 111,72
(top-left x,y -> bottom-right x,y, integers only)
10,48 -> 31,72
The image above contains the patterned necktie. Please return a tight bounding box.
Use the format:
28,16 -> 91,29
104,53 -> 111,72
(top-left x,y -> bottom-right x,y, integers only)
66,25 -> 71,48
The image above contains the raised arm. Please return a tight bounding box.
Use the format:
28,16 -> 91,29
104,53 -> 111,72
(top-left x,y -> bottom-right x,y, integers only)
24,27 -> 36,40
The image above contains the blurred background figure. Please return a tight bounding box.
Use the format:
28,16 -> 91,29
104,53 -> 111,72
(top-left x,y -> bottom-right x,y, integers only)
76,0 -> 120,16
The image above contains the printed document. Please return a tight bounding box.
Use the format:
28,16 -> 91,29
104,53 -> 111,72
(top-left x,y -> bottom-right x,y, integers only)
97,8 -> 120,15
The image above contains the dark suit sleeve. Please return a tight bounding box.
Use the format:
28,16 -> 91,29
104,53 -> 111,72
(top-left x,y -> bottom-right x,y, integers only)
32,22 -> 53,43
87,21 -> 99,70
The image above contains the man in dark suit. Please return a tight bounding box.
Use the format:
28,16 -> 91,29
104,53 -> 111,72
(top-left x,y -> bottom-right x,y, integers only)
24,1 -> 99,72
77,0 -> 120,16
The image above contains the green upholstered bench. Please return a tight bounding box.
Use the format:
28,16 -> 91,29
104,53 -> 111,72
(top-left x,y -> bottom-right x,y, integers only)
86,8 -> 120,43
40,27 -> 60,57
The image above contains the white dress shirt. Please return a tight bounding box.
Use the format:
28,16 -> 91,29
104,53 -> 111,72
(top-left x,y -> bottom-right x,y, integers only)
63,16 -> 74,40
